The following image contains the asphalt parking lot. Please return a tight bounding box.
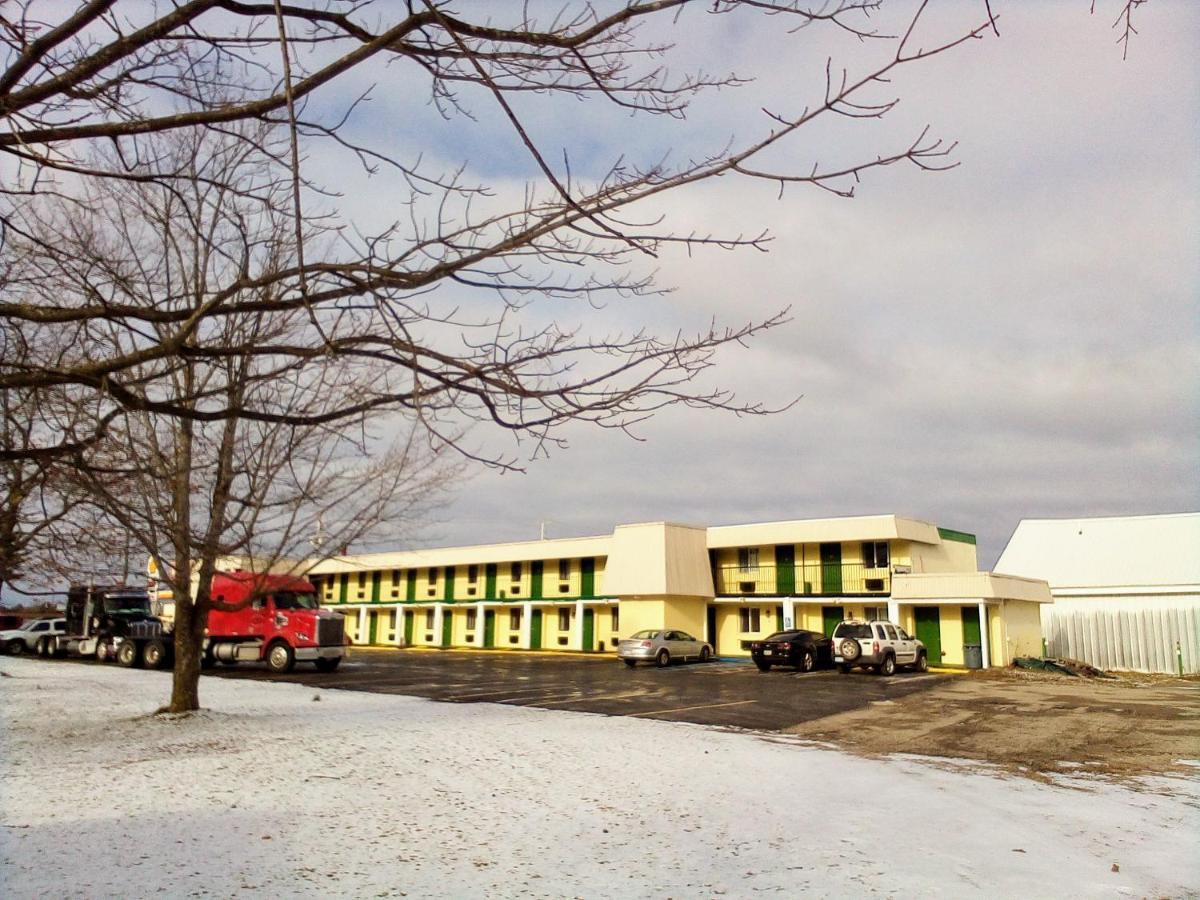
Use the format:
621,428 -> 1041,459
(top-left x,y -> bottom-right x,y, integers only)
207,648 -> 944,731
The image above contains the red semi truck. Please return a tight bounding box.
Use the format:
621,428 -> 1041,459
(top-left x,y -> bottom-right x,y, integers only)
49,571 -> 346,673
202,570 -> 346,673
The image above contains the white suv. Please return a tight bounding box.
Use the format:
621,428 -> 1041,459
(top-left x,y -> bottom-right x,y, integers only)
832,620 -> 927,676
1,618 -> 66,656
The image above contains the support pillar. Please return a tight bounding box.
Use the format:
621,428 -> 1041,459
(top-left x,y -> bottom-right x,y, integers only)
433,604 -> 444,647
887,597 -> 900,626
573,599 -> 585,650
978,601 -> 991,669
357,607 -> 368,646
782,598 -> 795,630
520,602 -> 533,649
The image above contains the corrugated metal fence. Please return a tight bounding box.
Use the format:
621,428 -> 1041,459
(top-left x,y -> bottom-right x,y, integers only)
1042,597 -> 1200,674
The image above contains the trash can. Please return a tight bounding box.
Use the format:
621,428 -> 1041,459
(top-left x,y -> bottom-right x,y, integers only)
963,644 -> 983,669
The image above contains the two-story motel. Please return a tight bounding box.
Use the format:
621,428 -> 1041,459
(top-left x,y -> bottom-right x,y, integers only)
305,515 -> 1051,668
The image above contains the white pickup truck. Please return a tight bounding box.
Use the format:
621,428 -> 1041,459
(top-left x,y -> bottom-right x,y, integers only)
832,619 -> 928,676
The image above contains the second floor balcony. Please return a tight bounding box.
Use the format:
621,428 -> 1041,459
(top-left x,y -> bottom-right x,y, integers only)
714,563 -> 893,597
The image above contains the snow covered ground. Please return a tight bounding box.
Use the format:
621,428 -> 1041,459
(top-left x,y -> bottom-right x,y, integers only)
1,658 -> 1197,899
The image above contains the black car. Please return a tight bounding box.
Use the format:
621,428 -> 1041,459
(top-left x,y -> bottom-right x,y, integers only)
748,629 -> 833,673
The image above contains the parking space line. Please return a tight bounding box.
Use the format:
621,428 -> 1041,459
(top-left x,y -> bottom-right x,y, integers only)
536,691 -> 649,706
629,699 -> 757,717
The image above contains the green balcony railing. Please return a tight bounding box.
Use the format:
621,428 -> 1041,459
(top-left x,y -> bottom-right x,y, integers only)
714,563 -> 891,597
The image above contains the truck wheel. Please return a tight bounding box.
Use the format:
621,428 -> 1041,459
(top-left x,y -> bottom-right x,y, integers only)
6,638 -> 23,655
314,657 -> 341,673
36,637 -> 52,657
143,639 -> 169,669
880,654 -> 896,677
116,640 -> 141,668
266,641 -> 295,674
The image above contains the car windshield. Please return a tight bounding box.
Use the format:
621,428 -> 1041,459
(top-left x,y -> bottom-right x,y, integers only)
834,623 -> 873,639
274,592 -> 319,610
629,630 -> 660,640
103,596 -> 150,614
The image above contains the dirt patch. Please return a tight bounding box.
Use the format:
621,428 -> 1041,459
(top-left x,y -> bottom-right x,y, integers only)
791,668 -> 1200,780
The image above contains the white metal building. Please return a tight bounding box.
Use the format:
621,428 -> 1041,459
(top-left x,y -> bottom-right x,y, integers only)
995,513 -> 1200,674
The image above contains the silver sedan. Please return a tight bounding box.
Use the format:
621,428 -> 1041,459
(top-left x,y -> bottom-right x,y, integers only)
618,629 -> 713,667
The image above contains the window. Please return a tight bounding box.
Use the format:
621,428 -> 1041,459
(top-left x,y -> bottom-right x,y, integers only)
509,609 -> 522,630
865,606 -> 888,621
428,568 -> 438,586
356,571 -> 366,599
466,609 -> 478,629
737,548 -> 759,571
611,607 -> 619,632
424,610 -> 435,629
390,569 -> 400,598
558,558 -> 570,581
31,621 -> 48,632
468,564 -> 479,584
557,608 -> 571,631
739,607 -> 761,633
884,624 -> 898,640
862,541 -> 889,569
511,562 -> 523,582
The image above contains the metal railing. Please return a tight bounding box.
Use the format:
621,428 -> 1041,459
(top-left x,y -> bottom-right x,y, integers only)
714,563 -> 891,597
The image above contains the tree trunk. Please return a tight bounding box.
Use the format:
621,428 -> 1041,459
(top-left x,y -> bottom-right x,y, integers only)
168,592 -> 207,712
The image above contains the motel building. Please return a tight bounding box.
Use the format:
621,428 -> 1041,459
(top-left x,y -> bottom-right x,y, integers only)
306,516 -> 1052,668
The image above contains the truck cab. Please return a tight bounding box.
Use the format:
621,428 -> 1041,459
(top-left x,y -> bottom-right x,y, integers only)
205,571 -> 345,673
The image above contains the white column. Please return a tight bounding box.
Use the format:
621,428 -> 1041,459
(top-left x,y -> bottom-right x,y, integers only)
978,601 -> 991,669
887,597 -> 900,625
433,604 -> 444,647
357,607 -> 368,645
520,602 -> 533,649
573,599 -> 585,650
476,601 -> 486,645
782,598 -> 795,630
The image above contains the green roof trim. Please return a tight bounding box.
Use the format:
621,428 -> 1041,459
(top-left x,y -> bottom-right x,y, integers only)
937,527 -> 977,546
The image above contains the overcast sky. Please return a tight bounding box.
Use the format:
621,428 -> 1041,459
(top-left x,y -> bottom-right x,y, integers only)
318,0 -> 1197,569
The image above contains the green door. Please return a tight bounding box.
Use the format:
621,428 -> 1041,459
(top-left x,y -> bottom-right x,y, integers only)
370,572 -> 381,603
914,606 -> 942,664
484,610 -> 496,648
405,571 -> 416,602
403,610 -> 414,645
582,608 -> 594,651
820,543 -> 842,593
367,610 -> 378,644
530,609 -> 543,650
531,561 -> 544,601
485,563 -> 498,600
775,545 -> 796,595
338,573 -> 349,604
443,567 -> 455,603
821,605 -> 844,637
441,610 -> 453,647
581,558 -> 595,598
961,605 -> 982,646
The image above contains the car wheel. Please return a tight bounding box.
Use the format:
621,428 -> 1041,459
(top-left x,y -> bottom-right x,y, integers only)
700,646 -> 712,662
655,649 -> 670,668
116,640 -> 140,668
799,649 -> 815,673
838,639 -> 861,661
6,638 -> 24,655
266,641 -> 295,674
838,664 -> 851,675
36,636 -> 52,657
315,657 -> 341,673
916,652 -> 929,673
755,660 -> 771,672
622,659 -> 637,668
880,654 -> 896,676
143,639 -> 169,669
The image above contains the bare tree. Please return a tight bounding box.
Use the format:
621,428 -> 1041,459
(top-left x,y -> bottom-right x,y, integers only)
0,1 -> 1015,468
10,124 -> 456,710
